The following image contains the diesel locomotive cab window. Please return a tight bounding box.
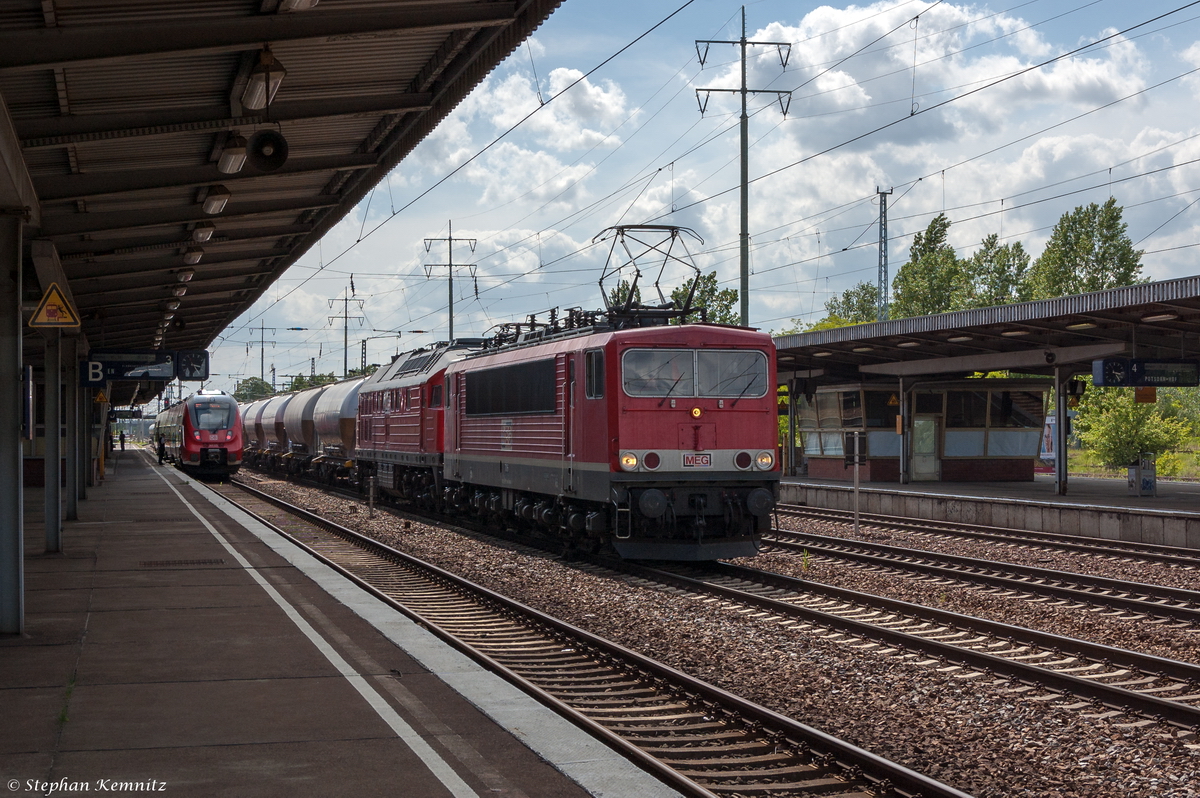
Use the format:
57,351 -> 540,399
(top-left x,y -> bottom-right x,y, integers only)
622,349 -> 767,398
429,384 -> 443,408
465,359 -> 557,415
192,403 -> 232,430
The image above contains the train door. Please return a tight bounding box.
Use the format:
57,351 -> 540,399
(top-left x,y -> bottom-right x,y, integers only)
912,415 -> 941,480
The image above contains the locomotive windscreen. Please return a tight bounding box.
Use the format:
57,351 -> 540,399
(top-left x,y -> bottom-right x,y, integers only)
192,402 -> 235,430
623,349 -> 768,398
697,351 -> 768,397
465,359 -> 557,415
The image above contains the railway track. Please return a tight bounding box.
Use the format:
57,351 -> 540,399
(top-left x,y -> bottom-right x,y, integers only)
217,479 -> 970,798
778,503 -> 1200,570
765,527 -> 1200,626
613,560 -> 1200,732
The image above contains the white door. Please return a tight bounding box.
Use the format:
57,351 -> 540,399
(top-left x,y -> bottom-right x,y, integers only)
912,415 -> 940,481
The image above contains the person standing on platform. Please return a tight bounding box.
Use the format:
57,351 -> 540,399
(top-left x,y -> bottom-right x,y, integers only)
119,430 -> 126,451
157,434 -> 166,465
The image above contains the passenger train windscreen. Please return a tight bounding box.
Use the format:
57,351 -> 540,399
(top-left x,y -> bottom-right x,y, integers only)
192,401 -> 235,430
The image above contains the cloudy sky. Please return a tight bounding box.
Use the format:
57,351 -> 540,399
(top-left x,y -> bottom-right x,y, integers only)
204,0 -> 1200,394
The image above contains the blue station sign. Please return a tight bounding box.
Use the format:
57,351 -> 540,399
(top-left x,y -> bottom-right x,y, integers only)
81,350 -> 209,387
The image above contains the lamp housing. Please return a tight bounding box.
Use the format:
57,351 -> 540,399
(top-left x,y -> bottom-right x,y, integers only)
184,247 -> 204,265
202,185 -> 230,215
192,222 -> 214,243
242,50 -> 286,111
217,134 -> 247,174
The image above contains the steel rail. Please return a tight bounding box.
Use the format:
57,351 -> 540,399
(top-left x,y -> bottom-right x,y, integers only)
222,479 -> 973,798
767,529 -> 1200,624
615,560 -> 1200,730
779,503 -> 1200,569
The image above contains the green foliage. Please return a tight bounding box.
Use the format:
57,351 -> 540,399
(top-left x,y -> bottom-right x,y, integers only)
286,372 -> 338,392
670,271 -> 740,325
1073,387 -> 1190,468
1158,388 -> 1200,436
823,281 -> 880,325
890,214 -> 965,318
956,234 -> 1032,308
233,377 -> 274,403
607,279 -> 641,309
1027,198 -> 1143,298
346,365 -> 379,379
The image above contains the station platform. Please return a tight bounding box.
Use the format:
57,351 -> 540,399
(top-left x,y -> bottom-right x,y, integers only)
2,448 -> 683,798
781,474 -> 1200,549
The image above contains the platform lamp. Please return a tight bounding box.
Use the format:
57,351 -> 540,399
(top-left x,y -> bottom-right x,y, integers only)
242,48 -> 286,111
192,222 -> 215,243
184,246 -> 204,265
217,133 -> 248,174
202,185 -> 230,215
279,0 -> 320,10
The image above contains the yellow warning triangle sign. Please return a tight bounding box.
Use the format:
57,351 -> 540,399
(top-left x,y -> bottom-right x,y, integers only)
29,282 -> 80,328
94,390 -> 108,404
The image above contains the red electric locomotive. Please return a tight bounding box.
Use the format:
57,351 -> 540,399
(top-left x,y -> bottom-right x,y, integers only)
356,340 -> 484,503
155,390 -> 244,478
355,226 -> 778,559
442,318 -> 778,559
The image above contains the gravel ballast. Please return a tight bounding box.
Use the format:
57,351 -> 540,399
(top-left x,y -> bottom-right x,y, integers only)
240,475 -> 1200,798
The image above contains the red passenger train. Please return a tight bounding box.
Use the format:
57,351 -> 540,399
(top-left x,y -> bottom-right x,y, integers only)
155,390 -> 244,478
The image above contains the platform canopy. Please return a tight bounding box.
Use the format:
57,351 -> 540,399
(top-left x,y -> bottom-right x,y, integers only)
774,275 -> 1200,384
0,0 -> 562,406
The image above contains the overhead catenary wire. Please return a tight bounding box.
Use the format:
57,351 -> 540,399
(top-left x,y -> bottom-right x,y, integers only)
218,1 -> 1200,382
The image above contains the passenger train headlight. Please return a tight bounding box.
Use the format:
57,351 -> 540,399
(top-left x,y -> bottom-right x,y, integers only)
619,452 -> 639,471
690,406 -> 703,419
755,450 -> 775,470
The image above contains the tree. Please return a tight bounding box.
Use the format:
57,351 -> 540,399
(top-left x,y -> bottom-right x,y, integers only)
1073,387 -> 1189,468
1027,198 -> 1143,298
285,372 -> 338,393
825,281 -> 880,325
233,377 -> 274,403
890,213 -> 965,318
955,234 -> 1032,309
670,271 -> 739,325
346,365 -> 379,379
606,279 -> 641,309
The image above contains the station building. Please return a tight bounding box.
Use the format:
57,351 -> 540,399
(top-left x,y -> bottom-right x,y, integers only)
773,276 -> 1200,492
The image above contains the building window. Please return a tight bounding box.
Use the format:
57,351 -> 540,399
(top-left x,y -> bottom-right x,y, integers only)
945,391 -> 988,427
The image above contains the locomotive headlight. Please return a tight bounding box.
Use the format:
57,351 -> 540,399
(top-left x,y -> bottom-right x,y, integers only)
690,406 -> 703,419
755,450 -> 775,470
619,451 -> 639,471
